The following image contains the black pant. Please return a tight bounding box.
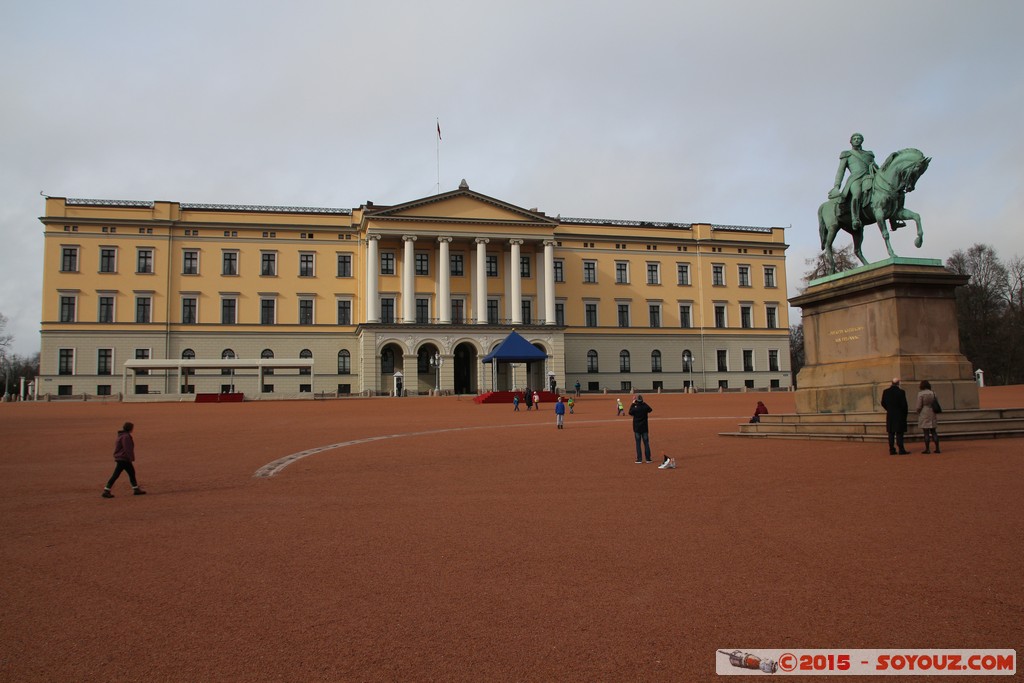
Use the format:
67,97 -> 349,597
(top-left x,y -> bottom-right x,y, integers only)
106,461 -> 138,488
887,431 -> 906,453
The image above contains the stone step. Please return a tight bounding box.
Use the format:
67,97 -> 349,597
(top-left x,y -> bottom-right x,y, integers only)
725,409 -> 1024,441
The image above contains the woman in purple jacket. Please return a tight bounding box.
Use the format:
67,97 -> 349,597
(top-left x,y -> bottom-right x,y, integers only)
102,422 -> 147,498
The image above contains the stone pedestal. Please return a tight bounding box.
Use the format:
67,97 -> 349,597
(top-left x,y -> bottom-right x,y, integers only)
790,258 -> 978,415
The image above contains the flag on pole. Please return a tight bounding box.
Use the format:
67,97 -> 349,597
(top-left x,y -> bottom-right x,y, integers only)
437,120 -> 442,141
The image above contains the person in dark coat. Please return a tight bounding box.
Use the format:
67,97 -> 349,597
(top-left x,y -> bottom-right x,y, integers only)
628,394 -> 654,463
102,422 -> 147,497
880,378 -> 910,455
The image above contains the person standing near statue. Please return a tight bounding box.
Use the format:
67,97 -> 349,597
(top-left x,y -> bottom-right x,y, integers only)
881,378 -> 911,455
829,133 -> 878,231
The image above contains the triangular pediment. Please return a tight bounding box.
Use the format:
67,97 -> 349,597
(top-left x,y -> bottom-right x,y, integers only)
366,185 -> 557,227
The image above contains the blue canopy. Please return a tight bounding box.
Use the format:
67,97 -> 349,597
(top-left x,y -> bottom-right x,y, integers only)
481,330 -> 548,364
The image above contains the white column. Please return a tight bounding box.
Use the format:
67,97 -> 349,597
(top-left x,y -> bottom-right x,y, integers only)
543,240 -> 556,325
366,234 -> 380,323
475,237 -> 489,324
437,237 -> 451,324
509,239 -> 523,325
402,235 -> 417,323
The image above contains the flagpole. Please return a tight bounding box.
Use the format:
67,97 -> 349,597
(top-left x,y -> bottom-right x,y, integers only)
436,118 -> 441,194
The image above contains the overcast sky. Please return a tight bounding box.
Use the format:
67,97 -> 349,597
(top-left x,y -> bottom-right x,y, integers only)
2,0 -> 1022,357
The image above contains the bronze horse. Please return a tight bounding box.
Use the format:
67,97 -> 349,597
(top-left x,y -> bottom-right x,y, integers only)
818,148 -> 931,274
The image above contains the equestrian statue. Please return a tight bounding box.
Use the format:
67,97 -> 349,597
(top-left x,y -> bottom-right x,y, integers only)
819,133 -> 931,274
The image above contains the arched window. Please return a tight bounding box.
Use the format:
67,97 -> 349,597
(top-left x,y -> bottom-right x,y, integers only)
381,347 -> 395,374
586,350 -> 599,373
651,350 -> 662,373
182,349 -> 195,376
261,348 -> 274,375
682,350 -> 694,372
619,350 -> 631,373
299,348 -> 312,375
338,350 -> 351,375
418,347 -> 433,374
221,349 -> 235,376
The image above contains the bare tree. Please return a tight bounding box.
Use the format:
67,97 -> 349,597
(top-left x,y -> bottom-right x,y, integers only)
799,245 -> 859,292
946,244 -> 1020,384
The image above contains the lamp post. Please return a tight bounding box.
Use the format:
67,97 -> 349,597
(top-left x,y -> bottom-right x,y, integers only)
683,351 -> 693,393
430,352 -> 444,394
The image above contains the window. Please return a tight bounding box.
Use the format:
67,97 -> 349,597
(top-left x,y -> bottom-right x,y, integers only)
135,349 -> 150,375
299,349 -> 312,375
100,248 -> 117,273
98,296 -> 114,323
617,303 -> 630,328
61,247 -> 79,272
712,264 -> 725,286
677,263 -> 690,286
337,253 -> 353,277
337,349 -> 351,374
452,299 -> 466,324
587,350 -> 599,373
416,298 -> 430,324
647,262 -> 660,285
59,295 -> 77,323
97,349 -> 113,376
182,349 -> 196,377
137,248 -> 153,274
381,348 -> 395,374
714,304 -> 727,328
585,303 -> 598,327
299,298 -> 314,325
183,250 -> 199,275
261,252 -> 277,276
717,350 -> 728,372
555,302 -> 565,326
261,349 -> 274,375
649,304 -> 661,328
554,259 -> 564,283
743,349 -> 754,372
221,349 -> 236,377
520,255 -> 531,278
583,260 -> 597,283
380,297 -> 395,324
299,253 -> 315,277
222,298 -> 237,325
619,350 -> 631,372
764,266 -> 777,288
182,297 -> 197,324
380,252 -> 395,275
450,253 -> 464,276
679,304 -> 692,329
222,251 -> 238,276
260,299 -> 275,325
486,254 -> 498,277
651,350 -> 662,373
97,384 -> 112,396
769,349 -> 780,372
615,261 -> 629,284
135,296 -> 151,324
521,300 -> 532,324
682,350 -> 694,372
415,252 -> 429,276
766,305 -> 778,329
738,265 -> 751,287
741,305 -> 752,329
486,298 -> 499,324
58,349 -> 74,375
337,300 -> 352,325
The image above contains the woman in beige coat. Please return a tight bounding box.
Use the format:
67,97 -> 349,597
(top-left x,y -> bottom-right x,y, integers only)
915,380 -> 941,454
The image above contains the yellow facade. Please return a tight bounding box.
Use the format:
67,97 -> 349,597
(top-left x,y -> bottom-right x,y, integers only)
38,184 -> 791,398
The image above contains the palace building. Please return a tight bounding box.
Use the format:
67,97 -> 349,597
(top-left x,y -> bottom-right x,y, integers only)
38,181 -> 791,399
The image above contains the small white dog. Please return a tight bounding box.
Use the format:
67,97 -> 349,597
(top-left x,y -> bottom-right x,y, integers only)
658,454 -> 677,469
